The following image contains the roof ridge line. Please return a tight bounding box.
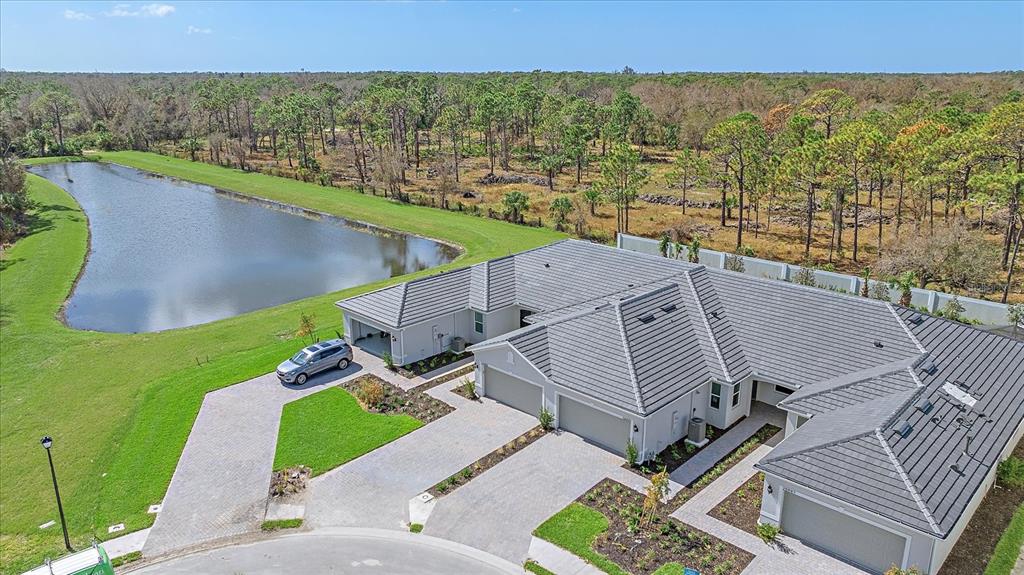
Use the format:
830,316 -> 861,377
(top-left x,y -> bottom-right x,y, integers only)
481,260 -> 490,310
888,303 -> 927,353
397,283 -> 410,325
762,428 -> 879,464
875,429 -> 943,535
779,358 -> 922,406
683,269 -> 733,383
613,301 -> 646,415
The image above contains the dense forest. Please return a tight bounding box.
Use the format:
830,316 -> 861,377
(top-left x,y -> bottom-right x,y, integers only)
1,70 -> 1022,303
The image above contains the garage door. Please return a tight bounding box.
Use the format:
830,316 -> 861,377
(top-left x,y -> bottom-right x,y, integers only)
484,368 -> 542,416
782,492 -> 906,574
558,396 -> 629,456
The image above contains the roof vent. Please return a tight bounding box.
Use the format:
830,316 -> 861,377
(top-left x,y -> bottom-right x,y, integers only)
919,358 -> 938,375
544,263 -> 550,268
943,381 -> 978,408
950,463 -> 963,475
660,304 -> 678,313
909,314 -> 925,326
638,313 -> 656,324
873,340 -> 884,348
916,398 -> 934,414
708,311 -> 720,320
895,420 -> 913,438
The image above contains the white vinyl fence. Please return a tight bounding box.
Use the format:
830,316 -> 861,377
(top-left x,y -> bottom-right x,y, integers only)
617,233 -> 1012,326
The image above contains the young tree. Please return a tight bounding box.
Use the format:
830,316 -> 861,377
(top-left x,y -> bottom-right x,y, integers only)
581,187 -> 603,216
826,120 -> 886,263
777,139 -> 826,257
664,148 -> 710,214
594,142 -> 649,234
799,88 -> 855,139
297,313 -> 317,345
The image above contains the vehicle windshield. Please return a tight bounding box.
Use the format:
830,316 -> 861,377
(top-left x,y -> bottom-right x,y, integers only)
289,350 -> 311,365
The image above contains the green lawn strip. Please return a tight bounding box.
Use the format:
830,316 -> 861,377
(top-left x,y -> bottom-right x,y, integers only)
533,503 -> 629,575
524,560 -> 557,575
0,153 -> 560,573
984,503 -> 1024,575
651,563 -> 685,575
273,387 -> 422,475
109,550 -> 142,568
260,518 -> 303,532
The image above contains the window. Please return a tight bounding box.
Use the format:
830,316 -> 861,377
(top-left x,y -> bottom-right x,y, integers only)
710,382 -> 721,409
731,383 -> 741,407
775,385 -> 794,396
474,311 -> 485,334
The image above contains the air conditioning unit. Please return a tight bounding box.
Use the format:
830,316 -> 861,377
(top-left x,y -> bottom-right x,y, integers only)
687,417 -> 707,446
451,337 -> 466,353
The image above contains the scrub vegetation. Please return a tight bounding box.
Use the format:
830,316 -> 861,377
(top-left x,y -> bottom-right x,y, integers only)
0,153 -> 560,573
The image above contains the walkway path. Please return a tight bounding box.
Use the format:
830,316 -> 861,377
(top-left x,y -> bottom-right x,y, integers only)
670,402 -> 785,486
304,379 -> 536,530
670,444 -> 867,575
132,527 -> 523,575
424,432 -> 625,563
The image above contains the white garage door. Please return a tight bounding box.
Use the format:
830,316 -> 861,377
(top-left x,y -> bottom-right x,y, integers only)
484,368 -> 542,417
782,492 -> 906,574
558,396 -> 629,456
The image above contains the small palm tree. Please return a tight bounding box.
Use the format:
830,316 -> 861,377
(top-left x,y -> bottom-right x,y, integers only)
581,188 -> 603,216
687,235 -> 702,264
860,267 -> 871,298
658,233 -> 671,258
889,271 -> 917,308
501,191 -> 530,223
549,196 -> 573,231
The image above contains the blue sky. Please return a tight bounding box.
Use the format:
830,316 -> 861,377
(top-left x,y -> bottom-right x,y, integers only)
1,1 -> 1021,73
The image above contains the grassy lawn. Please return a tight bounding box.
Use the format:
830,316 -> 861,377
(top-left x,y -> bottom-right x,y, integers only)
0,152 -> 562,573
273,387 -> 422,474
534,503 -> 629,575
984,504 -> 1024,575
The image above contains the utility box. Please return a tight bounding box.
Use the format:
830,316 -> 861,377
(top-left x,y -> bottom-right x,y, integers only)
451,337 -> 466,353
686,417 -> 708,446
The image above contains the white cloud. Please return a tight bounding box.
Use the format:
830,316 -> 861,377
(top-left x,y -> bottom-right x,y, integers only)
186,25 -> 212,35
63,9 -> 93,20
105,3 -> 176,17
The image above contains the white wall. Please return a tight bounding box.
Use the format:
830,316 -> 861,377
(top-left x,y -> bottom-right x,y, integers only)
484,306 -> 521,339
397,314 -> 456,365
617,233 -> 1012,325
641,391 -> 694,459
759,474 -> 935,572
755,380 -> 793,407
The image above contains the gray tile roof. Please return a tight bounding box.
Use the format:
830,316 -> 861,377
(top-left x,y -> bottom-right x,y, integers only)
339,239 -> 1023,538
758,309 -> 1024,538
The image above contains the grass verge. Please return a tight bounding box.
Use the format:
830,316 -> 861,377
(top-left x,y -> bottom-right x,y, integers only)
273,387 -> 422,475
984,504 -> 1024,575
533,503 -> 628,575
109,550 -> 142,568
524,560 -> 556,575
1,152 -> 561,573
260,518 -> 303,532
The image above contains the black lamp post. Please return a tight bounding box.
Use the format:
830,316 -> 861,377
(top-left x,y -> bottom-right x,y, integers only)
41,436 -> 72,552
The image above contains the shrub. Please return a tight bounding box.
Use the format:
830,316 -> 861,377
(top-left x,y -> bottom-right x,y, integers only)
409,523 -> 424,533
724,254 -> 745,273
997,457 -> 1024,488
756,522 -> 779,543
382,350 -> 395,371
357,379 -> 386,408
539,407 -> 554,430
625,439 -> 639,467
793,266 -> 817,287
460,377 -> 477,399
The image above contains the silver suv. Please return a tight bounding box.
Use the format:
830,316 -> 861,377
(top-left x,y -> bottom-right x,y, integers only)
277,339 -> 353,385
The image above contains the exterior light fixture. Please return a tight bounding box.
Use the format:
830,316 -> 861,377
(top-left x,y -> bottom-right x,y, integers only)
633,424 -> 639,433
41,436 -> 72,552
767,484 -> 774,494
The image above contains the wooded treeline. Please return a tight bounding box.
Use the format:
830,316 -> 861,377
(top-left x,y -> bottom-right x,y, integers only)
0,70 -> 1021,301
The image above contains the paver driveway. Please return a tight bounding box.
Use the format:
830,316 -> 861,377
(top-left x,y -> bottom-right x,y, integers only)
423,432 -> 626,563
303,386 -> 537,530
142,362 -> 363,557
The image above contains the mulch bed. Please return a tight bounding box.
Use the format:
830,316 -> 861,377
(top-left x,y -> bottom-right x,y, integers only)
428,425 -> 548,497
667,424 -> 781,509
340,374 -> 452,424
450,376 -> 480,400
937,442 -> 1024,575
628,419 -> 741,479
409,364 -> 475,394
579,479 -> 753,575
397,351 -> 472,379
708,472 -> 764,536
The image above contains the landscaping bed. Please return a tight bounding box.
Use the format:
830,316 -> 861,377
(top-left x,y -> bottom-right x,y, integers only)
429,425 -> 547,497
538,480 -> 753,575
628,420 -> 737,478
667,424 -> 780,508
409,364 -> 475,394
340,373 -> 453,424
450,376 -> 480,401
708,473 -> 764,536
397,350 -> 471,378
937,445 -> 1024,575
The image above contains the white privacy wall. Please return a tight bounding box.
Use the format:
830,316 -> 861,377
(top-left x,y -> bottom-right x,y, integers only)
617,233 -> 1011,325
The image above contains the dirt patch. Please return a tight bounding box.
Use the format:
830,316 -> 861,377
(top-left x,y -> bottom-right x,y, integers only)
579,479 -> 753,575
340,374 -> 452,424
708,473 -> 764,536
429,426 -> 548,498
937,443 -> 1024,575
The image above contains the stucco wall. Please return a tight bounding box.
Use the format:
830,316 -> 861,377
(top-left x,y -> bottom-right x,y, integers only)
754,380 -> 792,407
397,314 -> 457,365
484,306 -> 521,339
